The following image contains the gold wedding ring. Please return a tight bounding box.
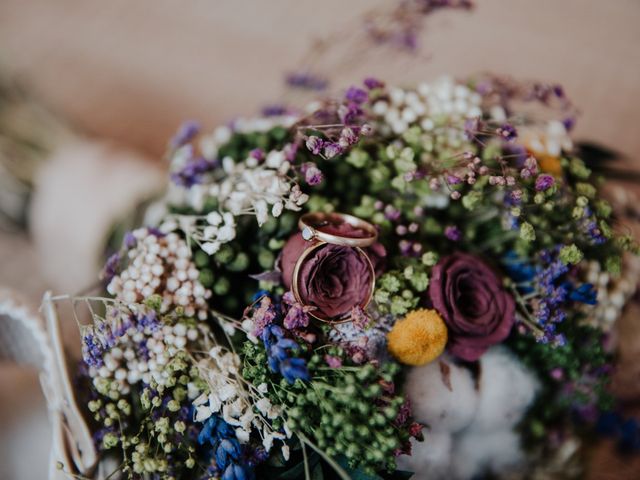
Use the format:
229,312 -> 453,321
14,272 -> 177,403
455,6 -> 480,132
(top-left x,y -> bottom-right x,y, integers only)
292,212 -> 377,323
298,212 -> 378,248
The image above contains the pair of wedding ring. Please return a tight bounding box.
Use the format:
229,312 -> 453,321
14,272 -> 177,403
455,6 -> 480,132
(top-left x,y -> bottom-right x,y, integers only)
292,212 -> 378,323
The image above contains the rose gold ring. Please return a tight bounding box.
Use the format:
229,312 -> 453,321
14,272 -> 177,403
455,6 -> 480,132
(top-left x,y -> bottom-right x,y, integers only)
298,211 -> 378,248
291,241 -> 376,323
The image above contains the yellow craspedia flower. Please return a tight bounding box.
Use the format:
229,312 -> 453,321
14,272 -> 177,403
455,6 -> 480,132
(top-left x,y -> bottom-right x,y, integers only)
538,154 -> 563,176
387,309 -> 448,366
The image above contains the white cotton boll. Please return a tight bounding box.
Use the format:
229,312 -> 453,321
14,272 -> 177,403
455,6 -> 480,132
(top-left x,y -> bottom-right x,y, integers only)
469,347 -> 539,431
397,431 -> 453,480
404,356 -> 479,433
450,429 -> 524,480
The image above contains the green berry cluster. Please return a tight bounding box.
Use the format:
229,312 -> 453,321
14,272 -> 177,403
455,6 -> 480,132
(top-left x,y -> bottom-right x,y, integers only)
374,259 -> 432,316
88,348 -> 202,479
242,342 -> 411,475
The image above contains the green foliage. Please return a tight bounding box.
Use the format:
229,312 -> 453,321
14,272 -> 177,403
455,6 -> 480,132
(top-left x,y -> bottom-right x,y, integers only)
242,342 -> 410,476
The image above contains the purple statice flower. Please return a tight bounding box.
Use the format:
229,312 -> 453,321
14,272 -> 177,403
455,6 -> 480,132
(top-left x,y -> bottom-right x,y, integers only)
384,205 -> 401,221
360,124 -> 374,136
171,156 -> 218,188
496,123 -> 517,141
553,85 -> 565,98
285,72 -> 328,91
300,162 -> 323,186
249,148 -> 264,162
249,296 -> 277,337
102,252 -> 121,284
324,355 -> 343,368
446,174 -> 462,185
323,142 -> 343,159
504,143 -> 528,166
170,120 -> 200,149
351,306 -> 370,330
345,86 -> 368,104
520,156 -> 539,179
283,142 -> 298,162
282,294 -> 311,330
364,77 -> 385,89
535,174 -> 555,192
337,101 -> 363,125
138,311 -> 161,333
585,220 -> 606,245
444,226 -> 462,242
123,231 -> 137,249
305,136 -> 324,155
147,227 -> 166,238
563,116 -> 576,131
82,333 -> 105,368
399,240 -> 412,256
463,117 -> 481,140
340,127 -> 358,146
261,104 -> 288,117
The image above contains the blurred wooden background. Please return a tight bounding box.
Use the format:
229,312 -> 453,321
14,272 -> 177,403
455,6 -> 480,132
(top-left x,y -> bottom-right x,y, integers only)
0,0 -> 639,160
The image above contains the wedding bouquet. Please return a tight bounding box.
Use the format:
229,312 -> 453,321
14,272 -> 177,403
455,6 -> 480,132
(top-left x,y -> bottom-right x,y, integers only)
64,76 -> 639,480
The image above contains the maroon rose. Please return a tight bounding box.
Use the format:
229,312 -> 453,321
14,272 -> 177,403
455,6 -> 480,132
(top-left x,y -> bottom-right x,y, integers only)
279,224 -> 385,320
429,252 -> 515,361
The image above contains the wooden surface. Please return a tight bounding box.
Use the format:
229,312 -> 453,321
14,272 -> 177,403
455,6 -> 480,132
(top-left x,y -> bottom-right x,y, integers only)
0,0 -> 638,161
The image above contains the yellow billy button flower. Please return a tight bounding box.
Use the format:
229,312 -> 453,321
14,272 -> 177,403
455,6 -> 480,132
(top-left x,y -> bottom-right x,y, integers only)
387,309 -> 448,366
537,154 -> 563,177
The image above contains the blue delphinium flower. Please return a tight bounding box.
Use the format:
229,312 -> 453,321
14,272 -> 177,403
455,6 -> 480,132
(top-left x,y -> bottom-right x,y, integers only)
568,283 -> 598,305
261,325 -> 310,384
198,416 -> 253,480
502,251 -> 536,294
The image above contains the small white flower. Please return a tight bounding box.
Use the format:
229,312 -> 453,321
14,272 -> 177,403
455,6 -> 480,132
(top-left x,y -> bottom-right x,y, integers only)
201,242 -> 220,255
263,433 -> 274,452
206,211 -> 223,226
195,404 -> 212,422
271,201 -> 283,218
281,445 -> 290,461
253,199 -> 269,226
208,393 -> 222,413
266,150 -> 285,169
235,428 -> 250,443
256,398 -> 272,416
222,156 -> 235,174
218,384 -> 238,402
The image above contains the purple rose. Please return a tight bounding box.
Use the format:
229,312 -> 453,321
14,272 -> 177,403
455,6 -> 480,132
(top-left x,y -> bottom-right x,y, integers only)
280,224 -> 385,320
429,252 -> 515,362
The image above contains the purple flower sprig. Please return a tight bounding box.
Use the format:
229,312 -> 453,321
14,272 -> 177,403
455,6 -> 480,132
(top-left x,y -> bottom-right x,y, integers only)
170,120 -> 201,149
285,72 -> 329,91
